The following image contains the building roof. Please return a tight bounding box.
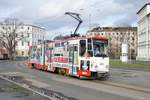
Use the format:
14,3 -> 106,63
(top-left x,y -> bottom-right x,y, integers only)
137,3 -> 150,14
24,24 -> 45,30
0,23 -> 45,30
52,36 -> 108,43
89,27 -> 137,32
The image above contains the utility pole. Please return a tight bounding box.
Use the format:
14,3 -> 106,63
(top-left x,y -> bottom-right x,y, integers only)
89,14 -> 91,30
79,9 -> 91,30
129,32 -> 132,64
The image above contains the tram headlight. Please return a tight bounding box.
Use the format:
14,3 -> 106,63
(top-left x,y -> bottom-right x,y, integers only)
106,65 -> 109,69
95,65 -> 98,69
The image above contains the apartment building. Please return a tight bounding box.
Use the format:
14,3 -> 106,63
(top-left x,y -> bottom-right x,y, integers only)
87,27 -> 137,59
137,3 -> 150,61
15,25 -> 45,57
0,23 -> 45,58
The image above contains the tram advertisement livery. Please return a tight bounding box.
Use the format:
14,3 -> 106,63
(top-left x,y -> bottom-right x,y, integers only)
28,36 -> 110,79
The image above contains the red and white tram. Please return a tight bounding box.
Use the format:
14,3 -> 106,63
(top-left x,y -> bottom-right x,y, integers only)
28,36 -> 109,79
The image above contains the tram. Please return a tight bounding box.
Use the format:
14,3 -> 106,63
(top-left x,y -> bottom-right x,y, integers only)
28,36 -> 110,79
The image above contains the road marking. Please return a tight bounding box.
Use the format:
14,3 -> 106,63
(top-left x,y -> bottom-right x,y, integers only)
0,72 -> 21,75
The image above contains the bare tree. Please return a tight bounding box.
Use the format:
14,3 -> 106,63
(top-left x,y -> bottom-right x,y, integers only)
0,18 -> 27,60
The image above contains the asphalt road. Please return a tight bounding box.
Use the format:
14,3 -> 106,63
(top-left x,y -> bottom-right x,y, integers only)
110,68 -> 150,89
0,76 -> 49,100
0,60 -> 149,100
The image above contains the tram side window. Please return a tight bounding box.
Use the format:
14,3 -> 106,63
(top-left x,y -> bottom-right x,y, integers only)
36,49 -> 41,59
74,46 -> 78,51
87,39 -> 93,57
31,47 -> 36,59
79,40 -> 86,56
55,43 -> 60,47
93,40 -> 108,57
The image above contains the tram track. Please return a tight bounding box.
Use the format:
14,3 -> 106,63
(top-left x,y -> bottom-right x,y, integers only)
21,61 -> 150,95
22,65 -> 150,95
1,60 -> 150,100
38,70 -> 150,95
93,80 -> 150,94
37,68 -> 150,96
50,73 -> 150,95
6,61 -> 150,100
1,69 -> 150,100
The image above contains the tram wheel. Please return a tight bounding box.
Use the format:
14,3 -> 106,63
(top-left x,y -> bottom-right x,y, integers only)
58,68 -> 66,75
98,72 -> 110,80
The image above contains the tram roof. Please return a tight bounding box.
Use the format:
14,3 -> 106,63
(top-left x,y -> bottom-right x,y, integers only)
50,36 -> 108,43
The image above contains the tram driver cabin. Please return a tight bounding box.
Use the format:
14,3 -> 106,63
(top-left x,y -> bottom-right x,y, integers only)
28,36 -> 110,79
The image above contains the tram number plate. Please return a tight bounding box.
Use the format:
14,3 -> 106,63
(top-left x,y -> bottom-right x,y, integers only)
82,71 -> 87,75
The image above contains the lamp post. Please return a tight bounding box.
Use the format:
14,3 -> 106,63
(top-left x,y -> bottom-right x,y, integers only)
79,9 -> 92,30
89,13 -> 91,30
128,30 -> 132,64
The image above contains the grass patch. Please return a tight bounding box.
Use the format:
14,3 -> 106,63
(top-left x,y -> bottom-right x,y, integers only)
110,59 -> 150,69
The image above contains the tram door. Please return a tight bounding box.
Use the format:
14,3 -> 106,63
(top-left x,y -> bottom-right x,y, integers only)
69,44 -> 78,76
47,49 -> 53,71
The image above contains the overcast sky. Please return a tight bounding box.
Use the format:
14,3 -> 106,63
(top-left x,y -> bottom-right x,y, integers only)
0,0 -> 149,37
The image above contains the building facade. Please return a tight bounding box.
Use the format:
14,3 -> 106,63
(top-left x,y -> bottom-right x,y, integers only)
0,24 -> 45,58
137,3 -> 150,61
15,25 -> 45,57
87,27 -> 137,59
0,47 -> 8,59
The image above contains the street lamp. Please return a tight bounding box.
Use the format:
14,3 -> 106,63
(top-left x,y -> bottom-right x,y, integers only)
79,9 -> 92,30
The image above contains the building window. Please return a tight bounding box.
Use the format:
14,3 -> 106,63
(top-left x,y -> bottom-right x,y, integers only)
132,32 -> 134,35
27,33 -> 30,37
28,27 -> 30,30
16,42 -> 18,46
28,42 -> 30,46
21,26 -> 24,29
28,51 -> 30,55
16,51 -> 18,55
9,27 -> 11,30
132,37 -> 134,41
22,42 -> 24,46
22,51 -> 24,56
96,33 -> 99,36
132,49 -> 135,53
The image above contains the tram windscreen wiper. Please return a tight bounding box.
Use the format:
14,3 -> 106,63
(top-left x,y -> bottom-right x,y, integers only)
95,53 -> 107,57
